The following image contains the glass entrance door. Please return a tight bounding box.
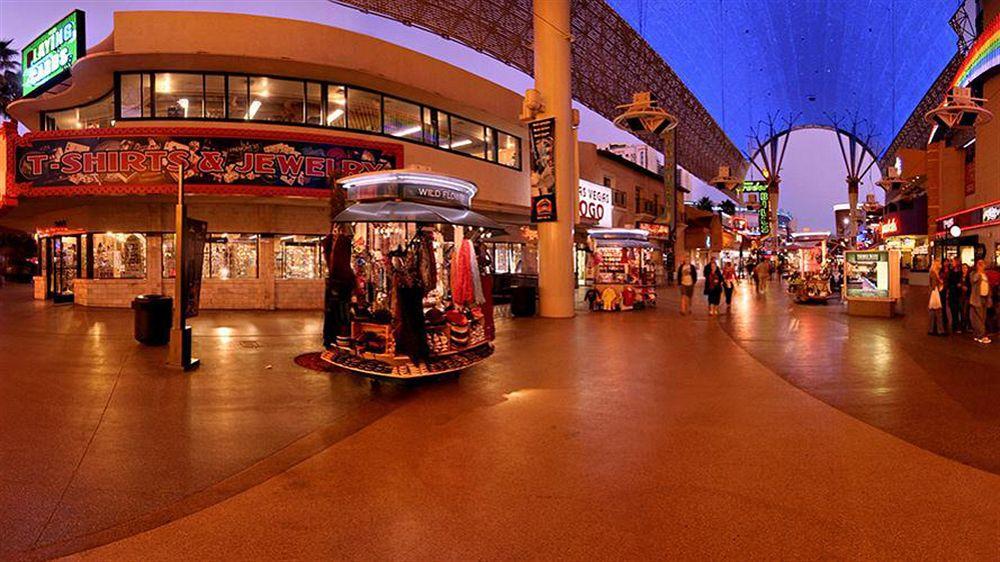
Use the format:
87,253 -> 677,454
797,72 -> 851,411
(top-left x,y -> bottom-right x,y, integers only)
47,236 -> 80,301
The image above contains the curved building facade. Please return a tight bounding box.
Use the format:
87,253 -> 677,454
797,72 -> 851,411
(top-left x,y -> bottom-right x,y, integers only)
1,11 -> 531,308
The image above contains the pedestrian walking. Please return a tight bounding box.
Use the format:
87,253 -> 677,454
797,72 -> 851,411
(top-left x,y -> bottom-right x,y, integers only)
756,259 -> 770,294
703,260 -> 724,316
723,261 -> 736,312
970,260 -> 991,344
677,257 -> 697,315
928,259 -> 946,336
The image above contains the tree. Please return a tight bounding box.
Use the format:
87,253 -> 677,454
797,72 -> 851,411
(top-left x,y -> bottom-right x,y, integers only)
0,39 -> 21,122
719,199 -> 737,216
694,196 -> 715,212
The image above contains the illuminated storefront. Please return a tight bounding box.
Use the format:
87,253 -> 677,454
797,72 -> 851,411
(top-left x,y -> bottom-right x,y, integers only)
932,199 -> 1000,266
1,11 -> 529,309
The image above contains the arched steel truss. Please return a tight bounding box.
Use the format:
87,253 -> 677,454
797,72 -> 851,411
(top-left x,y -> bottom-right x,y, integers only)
329,0 -> 746,181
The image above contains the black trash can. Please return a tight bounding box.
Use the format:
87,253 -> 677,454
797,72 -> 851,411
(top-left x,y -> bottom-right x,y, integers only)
510,285 -> 537,317
132,294 -> 173,346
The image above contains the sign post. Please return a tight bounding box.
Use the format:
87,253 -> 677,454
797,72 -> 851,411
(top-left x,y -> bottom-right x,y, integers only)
167,171 -> 202,371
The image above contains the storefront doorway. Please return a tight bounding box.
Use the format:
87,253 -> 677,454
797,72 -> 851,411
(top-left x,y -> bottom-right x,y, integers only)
46,235 -> 82,302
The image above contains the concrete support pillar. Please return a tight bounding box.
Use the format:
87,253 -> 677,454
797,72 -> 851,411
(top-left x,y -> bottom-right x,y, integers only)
533,0 -> 576,318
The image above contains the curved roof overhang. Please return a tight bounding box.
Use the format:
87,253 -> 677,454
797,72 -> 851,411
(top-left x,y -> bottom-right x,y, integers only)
330,0 -> 746,181
8,11 -> 525,135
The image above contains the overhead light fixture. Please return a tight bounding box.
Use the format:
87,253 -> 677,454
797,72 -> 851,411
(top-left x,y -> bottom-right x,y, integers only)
326,108 -> 344,125
246,100 -> 262,120
392,125 -> 422,137
449,139 -> 473,149
962,137 -> 976,148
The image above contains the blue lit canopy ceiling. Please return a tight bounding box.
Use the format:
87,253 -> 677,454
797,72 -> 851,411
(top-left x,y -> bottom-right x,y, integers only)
606,0 -> 961,157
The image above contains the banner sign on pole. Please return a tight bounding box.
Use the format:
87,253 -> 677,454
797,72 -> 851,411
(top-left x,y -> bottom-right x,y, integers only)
529,117 -> 557,222
182,218 -> 208,319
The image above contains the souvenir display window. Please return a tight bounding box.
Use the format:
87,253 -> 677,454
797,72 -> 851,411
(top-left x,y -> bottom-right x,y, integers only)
92,233 -> 146,279
275,236 -> 325,279
204,234 -> 258,279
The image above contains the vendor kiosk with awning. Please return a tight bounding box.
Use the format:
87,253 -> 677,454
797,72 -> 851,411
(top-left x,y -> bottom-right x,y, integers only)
320,169 -> 502,378
586,228 -> 656,311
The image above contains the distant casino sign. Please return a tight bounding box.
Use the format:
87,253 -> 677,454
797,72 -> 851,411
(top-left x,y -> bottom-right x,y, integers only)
11,128 -> 403,198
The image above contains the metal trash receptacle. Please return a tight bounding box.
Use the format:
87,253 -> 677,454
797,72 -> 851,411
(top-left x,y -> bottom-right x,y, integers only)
132,294 -> 173,346
510,286 -> 537,317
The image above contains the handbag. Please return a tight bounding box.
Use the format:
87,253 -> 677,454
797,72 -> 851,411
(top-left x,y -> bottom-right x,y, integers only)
929,288 -> 942,310
980,278 -> 991,297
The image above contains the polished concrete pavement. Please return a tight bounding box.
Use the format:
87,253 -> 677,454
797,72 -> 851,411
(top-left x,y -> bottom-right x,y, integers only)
0,282 -> 998,559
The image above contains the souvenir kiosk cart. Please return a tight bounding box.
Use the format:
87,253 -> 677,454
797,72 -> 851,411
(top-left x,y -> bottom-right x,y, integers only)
320,170 -> 502,379
844,249 -> 902,317
586,228 -> 657,311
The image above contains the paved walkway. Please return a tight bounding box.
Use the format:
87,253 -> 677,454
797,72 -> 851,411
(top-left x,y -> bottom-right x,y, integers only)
0,282 -> 998,559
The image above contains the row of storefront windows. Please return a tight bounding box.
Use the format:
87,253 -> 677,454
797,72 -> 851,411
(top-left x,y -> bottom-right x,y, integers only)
47,233 -> 327,281
41,72 -> 521,169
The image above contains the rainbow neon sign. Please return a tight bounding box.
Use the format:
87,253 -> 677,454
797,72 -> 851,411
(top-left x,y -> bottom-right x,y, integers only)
953,13 -> 1000,88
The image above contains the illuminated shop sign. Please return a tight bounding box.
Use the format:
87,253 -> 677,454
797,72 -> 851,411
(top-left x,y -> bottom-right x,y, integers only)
344,172 -> 475,209
880,218 -> 899,235
636,222 -> 670,239
11,129 -> 402,198
578,179 -> 612,228
22,10 -> 86,97
740,180 -> 771,236
934,200 -> 1000,237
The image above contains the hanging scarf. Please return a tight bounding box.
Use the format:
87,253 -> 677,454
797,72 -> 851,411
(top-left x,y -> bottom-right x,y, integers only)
469,242 -> 485,305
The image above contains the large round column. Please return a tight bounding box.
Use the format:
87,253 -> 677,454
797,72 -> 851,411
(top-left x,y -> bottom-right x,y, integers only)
534,0 -> 576,318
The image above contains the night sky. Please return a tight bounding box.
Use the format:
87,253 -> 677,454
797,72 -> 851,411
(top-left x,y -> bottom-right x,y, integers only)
1,0 -> 887,231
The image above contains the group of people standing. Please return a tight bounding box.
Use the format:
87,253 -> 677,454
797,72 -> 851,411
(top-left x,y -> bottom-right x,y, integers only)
676,258 -> 737,315
928,257 -> 995,344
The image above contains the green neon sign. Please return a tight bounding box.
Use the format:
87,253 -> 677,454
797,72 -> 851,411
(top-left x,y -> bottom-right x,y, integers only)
21,10 -> 86,97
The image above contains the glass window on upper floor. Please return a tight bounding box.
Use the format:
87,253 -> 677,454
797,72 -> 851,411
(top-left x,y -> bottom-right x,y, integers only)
99,71 -> 523,169
205,75 -> 225,119
43,91 -> 115,130
155,73 -> 204,119
119,73 -> 151,118
227,75 -> 248,119
449,116 -> 486,158
347,87 -> 381,132
433,110 -> 451,149
306,83 -> 322,125
249,76 -> 304,122
383,96 -> 422,142
497,131 -> 520,168
326,84 -> 346,127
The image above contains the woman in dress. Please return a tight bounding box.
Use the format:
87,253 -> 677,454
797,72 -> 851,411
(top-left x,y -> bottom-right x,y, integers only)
703,260 -> 725,316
